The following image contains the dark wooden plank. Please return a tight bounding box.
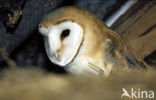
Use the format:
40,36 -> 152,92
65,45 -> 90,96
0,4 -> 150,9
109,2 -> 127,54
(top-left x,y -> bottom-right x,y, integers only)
112,1 -> 156,60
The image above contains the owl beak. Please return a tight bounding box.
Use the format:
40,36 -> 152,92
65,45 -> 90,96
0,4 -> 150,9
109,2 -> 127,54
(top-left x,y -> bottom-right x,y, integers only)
54,53 -> 61,61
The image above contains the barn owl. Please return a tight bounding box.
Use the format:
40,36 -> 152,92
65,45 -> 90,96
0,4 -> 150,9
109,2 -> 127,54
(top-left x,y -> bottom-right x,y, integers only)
38,6 -> 147,76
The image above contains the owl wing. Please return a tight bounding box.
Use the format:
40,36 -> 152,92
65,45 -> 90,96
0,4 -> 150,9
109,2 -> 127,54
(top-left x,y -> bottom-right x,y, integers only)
104,30 -> 148,69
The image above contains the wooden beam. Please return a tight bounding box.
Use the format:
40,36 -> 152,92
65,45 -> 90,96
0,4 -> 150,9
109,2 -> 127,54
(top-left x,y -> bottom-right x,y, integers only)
111,1 -> 156,60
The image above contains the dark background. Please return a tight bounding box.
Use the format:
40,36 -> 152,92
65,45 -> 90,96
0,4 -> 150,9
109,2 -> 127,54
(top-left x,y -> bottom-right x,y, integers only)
1,0 -> 153,73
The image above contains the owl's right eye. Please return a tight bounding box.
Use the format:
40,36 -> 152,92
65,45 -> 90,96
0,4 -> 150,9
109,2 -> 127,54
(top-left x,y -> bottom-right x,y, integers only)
61,29 -> 70,39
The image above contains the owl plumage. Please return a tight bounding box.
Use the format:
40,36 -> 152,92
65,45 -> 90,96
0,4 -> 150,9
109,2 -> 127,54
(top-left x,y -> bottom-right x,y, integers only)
38,6 -> 147,76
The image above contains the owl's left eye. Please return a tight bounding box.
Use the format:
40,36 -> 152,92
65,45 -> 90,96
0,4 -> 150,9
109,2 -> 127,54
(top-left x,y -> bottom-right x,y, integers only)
61,29 -> 70,39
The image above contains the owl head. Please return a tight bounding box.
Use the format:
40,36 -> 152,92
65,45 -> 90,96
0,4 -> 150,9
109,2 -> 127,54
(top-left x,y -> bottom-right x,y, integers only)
38,6 -> 108,67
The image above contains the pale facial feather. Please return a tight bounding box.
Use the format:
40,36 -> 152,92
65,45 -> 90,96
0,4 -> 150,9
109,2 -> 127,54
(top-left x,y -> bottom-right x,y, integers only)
39,21 -> 83,66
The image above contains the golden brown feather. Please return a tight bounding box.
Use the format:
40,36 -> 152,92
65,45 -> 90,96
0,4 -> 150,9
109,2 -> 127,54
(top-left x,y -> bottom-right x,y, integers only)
39,6 -> 148,76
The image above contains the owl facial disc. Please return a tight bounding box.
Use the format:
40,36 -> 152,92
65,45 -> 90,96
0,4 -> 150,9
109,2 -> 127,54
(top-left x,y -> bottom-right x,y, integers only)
39,21 -> 83,66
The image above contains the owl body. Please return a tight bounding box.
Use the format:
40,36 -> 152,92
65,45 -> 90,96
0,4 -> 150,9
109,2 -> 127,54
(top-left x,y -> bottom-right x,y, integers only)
39,6 -> 147,76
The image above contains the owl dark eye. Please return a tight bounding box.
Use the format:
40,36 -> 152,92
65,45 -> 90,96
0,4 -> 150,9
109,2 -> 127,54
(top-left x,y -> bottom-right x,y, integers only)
61,29 -> 70,39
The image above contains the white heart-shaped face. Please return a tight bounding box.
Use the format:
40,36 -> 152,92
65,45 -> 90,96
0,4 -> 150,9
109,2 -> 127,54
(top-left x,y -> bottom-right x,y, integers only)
39,21 -> 83,66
